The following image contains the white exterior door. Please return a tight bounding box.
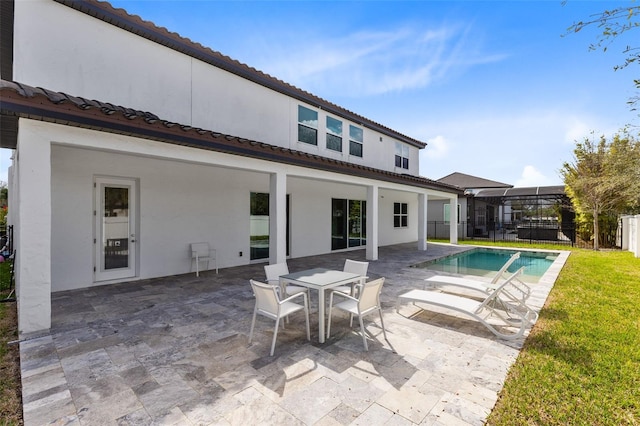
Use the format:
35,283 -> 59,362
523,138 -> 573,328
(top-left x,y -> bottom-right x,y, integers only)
94,177 -> 138,281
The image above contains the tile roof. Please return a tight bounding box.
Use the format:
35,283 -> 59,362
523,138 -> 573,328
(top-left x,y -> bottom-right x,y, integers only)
0,79 -> 461,195
53,0 -> 426,149
437,172 -> 513,189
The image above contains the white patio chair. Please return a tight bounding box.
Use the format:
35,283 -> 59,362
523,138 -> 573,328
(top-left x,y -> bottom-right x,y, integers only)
425,252 -> 531,302
397,267 -> 537,340
249,279 -> 310,356
327,277 -> 387,351
332,259 -> 368,296
190,242 -> 217,277
264,262 -> 308,297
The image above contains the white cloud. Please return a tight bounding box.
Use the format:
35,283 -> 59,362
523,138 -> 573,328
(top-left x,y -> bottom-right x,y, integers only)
254,22 -> 505,97
515,165 -> 556,187
424,135 -> 450,160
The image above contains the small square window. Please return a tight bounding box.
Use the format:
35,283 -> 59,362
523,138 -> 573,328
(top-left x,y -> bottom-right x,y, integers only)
393,202 -> 408,228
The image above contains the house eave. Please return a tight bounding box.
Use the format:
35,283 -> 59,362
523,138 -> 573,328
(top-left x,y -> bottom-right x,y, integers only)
0,79 -> 461,195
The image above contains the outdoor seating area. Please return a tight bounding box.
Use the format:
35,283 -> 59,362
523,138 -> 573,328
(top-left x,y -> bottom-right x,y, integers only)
19,243 -> 568,425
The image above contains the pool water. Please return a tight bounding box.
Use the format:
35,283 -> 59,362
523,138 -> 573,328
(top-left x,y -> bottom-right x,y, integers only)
412,248 -> 558,283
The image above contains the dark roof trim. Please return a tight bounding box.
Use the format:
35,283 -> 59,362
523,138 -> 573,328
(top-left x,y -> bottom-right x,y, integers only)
53,0 -> 426,150
0,80 -> 461,194
474,186 -> 567,199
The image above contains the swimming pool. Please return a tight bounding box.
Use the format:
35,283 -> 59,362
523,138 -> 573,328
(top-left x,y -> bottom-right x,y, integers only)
412,248 -> 559,283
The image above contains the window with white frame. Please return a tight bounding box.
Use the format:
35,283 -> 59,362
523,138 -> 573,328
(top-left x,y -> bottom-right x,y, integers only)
326,116 -> 342,152
349,125 -> 363,157
394,202 -> 408,228
395,142 -> 409,169
444,203 -> 460,224
298,105 -> 318,145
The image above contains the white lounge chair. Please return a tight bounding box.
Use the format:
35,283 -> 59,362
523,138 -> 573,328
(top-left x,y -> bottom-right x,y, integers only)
397,267 -> 537,340
425,251 -> 531,303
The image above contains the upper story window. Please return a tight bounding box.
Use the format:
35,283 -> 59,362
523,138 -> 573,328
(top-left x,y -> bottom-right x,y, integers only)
298,105 -> 318,145
326,116 -> 343,152
395,143 -> 409,169
349,125 -> 363,157
394,202 -> 408,228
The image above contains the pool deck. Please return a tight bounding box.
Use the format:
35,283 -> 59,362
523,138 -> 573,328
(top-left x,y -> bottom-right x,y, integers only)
18,243 -> 569,426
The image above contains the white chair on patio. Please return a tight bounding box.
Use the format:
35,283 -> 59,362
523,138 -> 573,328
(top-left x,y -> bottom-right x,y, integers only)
249,279 -> 310,356
332,259 -> 368,296
264,262 -> 308,297
327,277 -> 387,351
190,242 -> 217,277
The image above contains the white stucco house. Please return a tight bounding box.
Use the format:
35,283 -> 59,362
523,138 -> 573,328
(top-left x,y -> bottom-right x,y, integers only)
0,0 -> 462,335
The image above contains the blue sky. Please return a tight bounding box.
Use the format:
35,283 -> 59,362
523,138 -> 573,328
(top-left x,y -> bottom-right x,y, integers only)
2,0 -> 637,187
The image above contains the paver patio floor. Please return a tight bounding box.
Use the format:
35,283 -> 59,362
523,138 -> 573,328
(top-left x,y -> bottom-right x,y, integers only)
19,243 -> 568,425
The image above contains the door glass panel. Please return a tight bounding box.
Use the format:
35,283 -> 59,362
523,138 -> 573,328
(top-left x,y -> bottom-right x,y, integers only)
103,186 -> 129,270
349,200 -> 362,247
250,192 -> 269,260
331,199 -> 347,250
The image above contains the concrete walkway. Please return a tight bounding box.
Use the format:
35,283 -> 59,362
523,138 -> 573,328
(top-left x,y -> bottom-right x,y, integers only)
19,243 -> 569,425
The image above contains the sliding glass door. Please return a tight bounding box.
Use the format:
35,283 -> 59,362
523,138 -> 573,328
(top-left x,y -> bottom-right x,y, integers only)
332,198 -> 366,250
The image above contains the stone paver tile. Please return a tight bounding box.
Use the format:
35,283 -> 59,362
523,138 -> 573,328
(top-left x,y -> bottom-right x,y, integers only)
151,406 -> 193,425
22,389 -> 77,426
351,403 -> 395,425
179,393 -> 240,425
213,362 -> 265,392
21,366 -> 68,402
456,380 -> 499,410
279,376 -> 342,425
76,389 -> 143,425
323,402 -> 360,425
137,379 -> 198,417
376,385 -> 441,424
440,395 -> 491,426
226,394 -> 304,425
335,374 -> 382,412
345,360 -> 379,383
70,374 -> 130,403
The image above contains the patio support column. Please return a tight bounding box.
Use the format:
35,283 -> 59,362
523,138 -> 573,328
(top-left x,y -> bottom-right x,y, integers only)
449,195 -> 459,244
418,193 -> 428,251
16,124 -> 52,334
269,171 -> 287,265
366,185 -> 378,260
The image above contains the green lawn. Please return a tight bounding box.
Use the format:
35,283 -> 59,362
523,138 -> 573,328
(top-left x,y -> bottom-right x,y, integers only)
0,260 -> 21,426
449,241 -> 640,425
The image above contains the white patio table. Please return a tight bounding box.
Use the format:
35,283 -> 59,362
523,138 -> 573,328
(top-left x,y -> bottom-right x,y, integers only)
280,267 -> 364,343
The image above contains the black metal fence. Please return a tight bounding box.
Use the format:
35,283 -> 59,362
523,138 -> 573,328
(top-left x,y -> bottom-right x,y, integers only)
428,221 -> 577,247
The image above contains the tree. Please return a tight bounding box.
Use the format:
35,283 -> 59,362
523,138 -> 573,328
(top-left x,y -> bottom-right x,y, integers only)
561,131 -> 640,249
566,3 -> 640,115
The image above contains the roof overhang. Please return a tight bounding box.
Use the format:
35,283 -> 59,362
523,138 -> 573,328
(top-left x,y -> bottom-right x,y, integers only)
0,79 -> 462,195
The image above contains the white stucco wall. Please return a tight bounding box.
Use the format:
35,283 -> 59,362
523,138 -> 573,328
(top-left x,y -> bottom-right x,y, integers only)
13,0 -> 422,175
19,119 -> 425,292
